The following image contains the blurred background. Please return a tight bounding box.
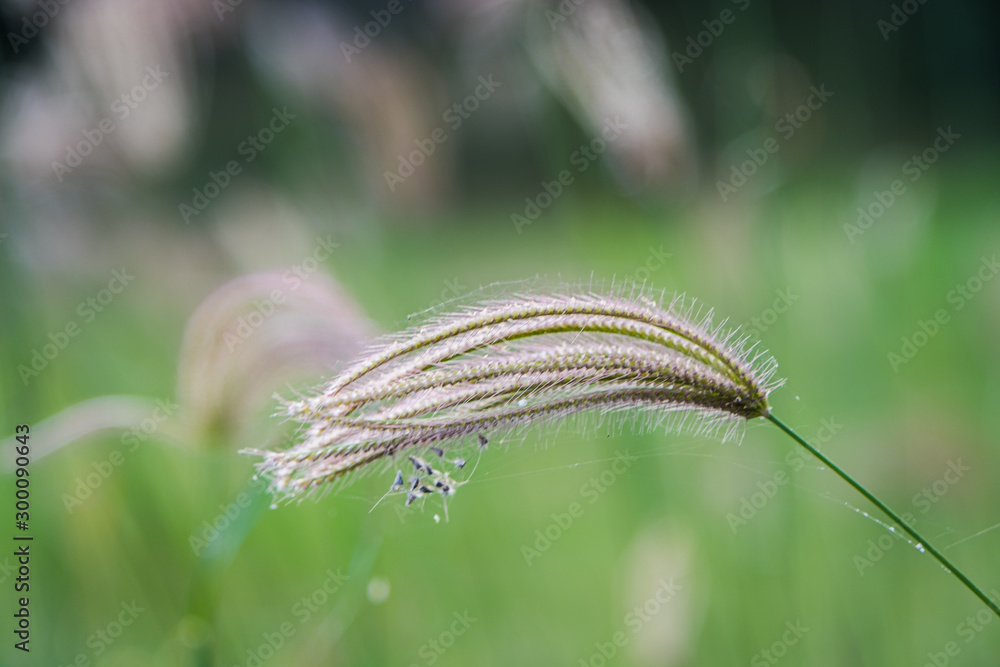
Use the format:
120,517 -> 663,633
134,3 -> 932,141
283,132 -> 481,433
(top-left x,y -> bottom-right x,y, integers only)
2,0 -> 1000,664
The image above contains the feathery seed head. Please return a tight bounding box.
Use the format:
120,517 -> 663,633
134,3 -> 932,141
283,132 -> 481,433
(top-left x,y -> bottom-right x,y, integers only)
243,284 -> 783,507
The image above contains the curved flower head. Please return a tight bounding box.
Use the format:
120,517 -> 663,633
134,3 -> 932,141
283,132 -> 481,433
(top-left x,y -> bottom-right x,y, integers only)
244,284 -> 783,506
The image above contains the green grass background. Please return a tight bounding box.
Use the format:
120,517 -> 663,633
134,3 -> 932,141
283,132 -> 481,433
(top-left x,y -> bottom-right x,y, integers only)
3,162 -> 1000,666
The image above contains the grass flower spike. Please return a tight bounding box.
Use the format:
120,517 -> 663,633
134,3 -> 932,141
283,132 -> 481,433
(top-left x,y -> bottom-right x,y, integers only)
244,282 -> 1000,620
246,286 -> 781,502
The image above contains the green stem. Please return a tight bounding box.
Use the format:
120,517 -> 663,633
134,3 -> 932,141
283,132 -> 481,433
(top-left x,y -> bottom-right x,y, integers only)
766,412 -> 1000,619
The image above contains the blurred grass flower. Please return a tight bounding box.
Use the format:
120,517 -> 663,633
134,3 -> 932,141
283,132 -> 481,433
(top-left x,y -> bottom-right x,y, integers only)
3,271 -> 374,466
178,271 -> 374,446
